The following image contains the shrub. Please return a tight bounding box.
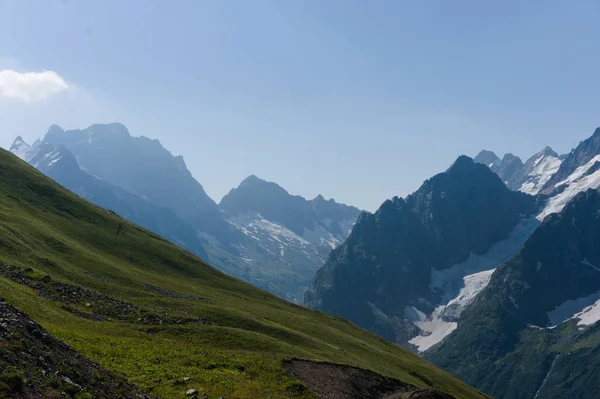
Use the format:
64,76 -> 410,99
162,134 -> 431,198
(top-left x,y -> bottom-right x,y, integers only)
0,370 -> 24,392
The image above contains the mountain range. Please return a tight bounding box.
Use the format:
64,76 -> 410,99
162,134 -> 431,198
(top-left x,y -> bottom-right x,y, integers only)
427,189 -> 600,398
8,121 -> 600,398
0,146 -> 485,399
305,156 -> 539,348
306,126 -> 600,398
10,124 -> 361,302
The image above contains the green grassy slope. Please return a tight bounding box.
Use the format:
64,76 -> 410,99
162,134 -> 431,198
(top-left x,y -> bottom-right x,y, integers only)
0,149 -> 485,399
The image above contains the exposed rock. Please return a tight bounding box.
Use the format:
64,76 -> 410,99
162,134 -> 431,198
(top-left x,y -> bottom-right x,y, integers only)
306,156 -> 537,346
0,264 -> 208,325
284,359 -> 455,399
0,301 -> 153,398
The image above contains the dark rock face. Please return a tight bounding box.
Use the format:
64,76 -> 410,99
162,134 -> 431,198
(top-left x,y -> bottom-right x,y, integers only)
475,151 -> 526,191
495,153 -> 524,189
0,299 -> 153,398
284,359 -> 455,399
427,189 -> 600,399
305,156 -> 537,342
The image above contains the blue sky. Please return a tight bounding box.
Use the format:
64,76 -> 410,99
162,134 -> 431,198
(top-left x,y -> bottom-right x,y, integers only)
1,0 -> 599,211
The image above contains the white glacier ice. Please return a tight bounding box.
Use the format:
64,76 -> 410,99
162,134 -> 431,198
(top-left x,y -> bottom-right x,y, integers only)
409,217 -> 540,352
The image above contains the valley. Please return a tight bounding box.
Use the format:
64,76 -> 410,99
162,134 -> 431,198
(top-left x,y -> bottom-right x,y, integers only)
0,147 -> 483,399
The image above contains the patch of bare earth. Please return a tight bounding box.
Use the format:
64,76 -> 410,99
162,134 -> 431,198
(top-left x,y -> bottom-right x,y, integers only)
284,359 -> 455,399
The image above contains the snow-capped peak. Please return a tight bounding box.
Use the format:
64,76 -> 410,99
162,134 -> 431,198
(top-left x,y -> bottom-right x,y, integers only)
519,147 -> 562,195
9,136 -> 40,162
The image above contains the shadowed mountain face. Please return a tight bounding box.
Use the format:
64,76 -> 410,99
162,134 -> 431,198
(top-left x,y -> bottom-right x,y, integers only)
306,156 -> 537,346
427,189 -> 600,399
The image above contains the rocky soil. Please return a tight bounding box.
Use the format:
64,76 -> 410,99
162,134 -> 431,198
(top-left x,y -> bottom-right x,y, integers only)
284,359 -> 455,399
0,265 -> 208,325
0,299 -> 154,398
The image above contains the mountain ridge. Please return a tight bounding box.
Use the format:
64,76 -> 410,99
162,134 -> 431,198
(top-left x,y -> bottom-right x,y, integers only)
305,155 -> 538,349
10,124 -> 362,303
427,189 -> 600,399
0,146 -> 486,399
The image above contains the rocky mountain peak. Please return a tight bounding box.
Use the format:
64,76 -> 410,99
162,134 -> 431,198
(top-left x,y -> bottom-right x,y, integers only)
10,135 -> 25,148
474,150 -> 500,167
46,124 -> 64,135
237,174 -> 285,192
440,155 -> 507,191
10,136 -> 39,162
87,122 -> 131,138
541,127 -> 600,195
306,154 -> 537,345
428,188 -> 600,399
539,146 -> 559,158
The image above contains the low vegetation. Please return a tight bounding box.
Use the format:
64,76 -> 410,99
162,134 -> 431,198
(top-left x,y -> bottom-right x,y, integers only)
0,149 -> 485,399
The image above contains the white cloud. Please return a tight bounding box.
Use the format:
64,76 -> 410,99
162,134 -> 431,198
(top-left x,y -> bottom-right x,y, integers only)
0,69 -> 69,102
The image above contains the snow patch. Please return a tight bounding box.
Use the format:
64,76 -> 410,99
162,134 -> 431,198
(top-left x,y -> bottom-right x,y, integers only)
538,155 -> 600,220
231,211 -> 310,246
48,156 -> 63,167
519,155 -> 562,195
431,217 -> 539,296
10,137 -> 40,162
302,224 -> 340,249
574,298 -> 600,327
408,305 -> 457,352
410,217 -> 539,352
546,290 -> 600,327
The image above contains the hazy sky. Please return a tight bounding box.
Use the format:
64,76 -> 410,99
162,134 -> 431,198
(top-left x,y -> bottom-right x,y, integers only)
1,1 -> 600,211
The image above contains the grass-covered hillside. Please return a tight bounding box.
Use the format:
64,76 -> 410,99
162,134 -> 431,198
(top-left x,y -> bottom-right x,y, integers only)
0,149 -> 485,399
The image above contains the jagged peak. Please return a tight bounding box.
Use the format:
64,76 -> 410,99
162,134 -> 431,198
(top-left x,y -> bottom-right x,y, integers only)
47,124 -> 64,135
530,146 -> 559,160
10,136 -> 27,150
474,149 -> 500,163
86,123 -> 130,137
446,155 -> 476,173
541,146 -> 558,156
501,152 -> 523,164
240,174 -> 265,185
374,196 -> 407,218
228,175 -> 292,199
43,124 -> 66,143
